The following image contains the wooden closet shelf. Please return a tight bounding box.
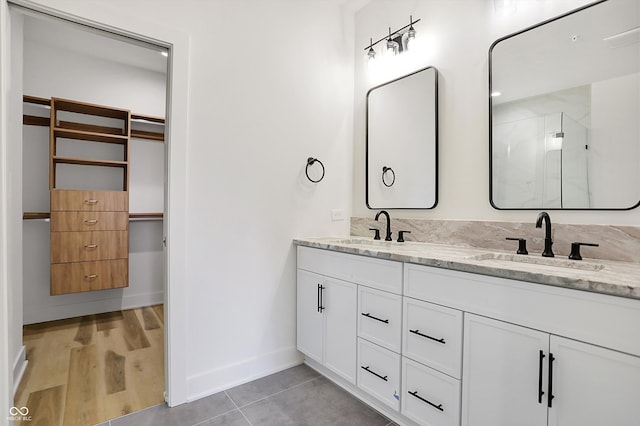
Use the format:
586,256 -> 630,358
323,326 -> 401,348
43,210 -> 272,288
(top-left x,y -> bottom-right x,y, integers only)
23,212 -> 51,220
23,95 -> 51,106
57,120 -> 125,136
131,130 -> 164,141
54,128 -> 129,144
24,212 -> 164,220
129,212 -> 164,219
24,115 -> 50,126
53,157 -> 128,168
131,114 -> 165,124
53,98 -> 129,120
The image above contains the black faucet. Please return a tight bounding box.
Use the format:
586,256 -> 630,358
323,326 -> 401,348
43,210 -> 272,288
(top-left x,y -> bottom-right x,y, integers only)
535,211 -> 554,257
374,210 -> 392,241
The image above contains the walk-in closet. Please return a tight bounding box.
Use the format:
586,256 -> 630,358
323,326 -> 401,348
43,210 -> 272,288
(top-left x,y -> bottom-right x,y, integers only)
14,11 -> 168,425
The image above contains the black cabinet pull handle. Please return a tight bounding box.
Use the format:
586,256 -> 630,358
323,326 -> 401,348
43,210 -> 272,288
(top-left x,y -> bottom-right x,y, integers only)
361,312 -> 389,324
317,284 -> 321,312
319,285 -> 325,312
409,329 -> 445,344
361,365 -> 388,382
538,350 -> 546,404
548,353 -> 555,408
408,391 -> 444,412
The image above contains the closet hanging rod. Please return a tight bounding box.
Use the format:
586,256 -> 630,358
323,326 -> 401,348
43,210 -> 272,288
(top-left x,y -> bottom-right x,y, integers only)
23,212 -> 164,220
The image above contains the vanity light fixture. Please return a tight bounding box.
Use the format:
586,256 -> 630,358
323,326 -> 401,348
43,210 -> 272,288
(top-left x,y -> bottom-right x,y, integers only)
367,38 -> 376,60
386,27 -> 399,56
364,16 -> 421,61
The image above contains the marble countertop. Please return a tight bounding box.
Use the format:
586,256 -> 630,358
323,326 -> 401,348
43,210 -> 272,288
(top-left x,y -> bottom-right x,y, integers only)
293,237 -> 640,300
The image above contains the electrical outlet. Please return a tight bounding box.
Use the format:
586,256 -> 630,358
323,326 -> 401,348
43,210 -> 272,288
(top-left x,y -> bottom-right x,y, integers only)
331,209 -> 345,221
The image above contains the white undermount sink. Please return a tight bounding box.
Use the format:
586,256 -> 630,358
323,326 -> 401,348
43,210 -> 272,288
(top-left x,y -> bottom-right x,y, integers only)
467,252 -> 605,272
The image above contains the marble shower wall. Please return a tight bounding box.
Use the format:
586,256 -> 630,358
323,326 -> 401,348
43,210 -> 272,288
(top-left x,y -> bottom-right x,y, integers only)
351,217 -> 640,264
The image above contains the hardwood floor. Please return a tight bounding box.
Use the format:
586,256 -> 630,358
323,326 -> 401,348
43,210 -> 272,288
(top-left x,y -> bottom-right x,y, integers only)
14,305 -> 165,426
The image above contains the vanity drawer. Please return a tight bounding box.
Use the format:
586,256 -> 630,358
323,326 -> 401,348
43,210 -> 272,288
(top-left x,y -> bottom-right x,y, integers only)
51,189 -> 128,211
402,357 -> 461,426
357,338 -> 401,411
358,286 -> 402,353
297,246 -> 402,293
50,259 -> 128,295
403,297 -> 463,379
50,231 -> 128,263
50,211 -> 128,232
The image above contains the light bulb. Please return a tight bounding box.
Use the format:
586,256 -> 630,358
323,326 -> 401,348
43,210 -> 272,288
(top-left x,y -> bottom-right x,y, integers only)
366,38 -> 376,61
386,39 -> 398,55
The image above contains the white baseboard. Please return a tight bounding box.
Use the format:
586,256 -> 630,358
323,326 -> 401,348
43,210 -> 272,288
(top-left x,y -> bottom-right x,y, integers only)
13,345 -> 27,396
23,291 -> 164,324
186,346 -> 303,402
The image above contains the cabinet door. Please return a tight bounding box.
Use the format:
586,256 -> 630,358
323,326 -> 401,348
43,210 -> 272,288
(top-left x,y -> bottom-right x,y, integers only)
548,336 -> 640,426
296,269 -> 324,364
462,314 -> 548,426
324,277 -> 357,384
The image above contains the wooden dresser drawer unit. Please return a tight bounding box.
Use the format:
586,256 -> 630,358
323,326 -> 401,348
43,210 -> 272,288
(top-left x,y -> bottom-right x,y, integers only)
50,211 -> 128,232
50,259 -> 128,295
50,189 -> 129,294
51,189 -> 129,212
50,231 -> 128,263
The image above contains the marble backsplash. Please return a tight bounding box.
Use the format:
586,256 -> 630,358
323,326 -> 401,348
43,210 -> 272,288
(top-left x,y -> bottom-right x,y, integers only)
351,217 -> 640,264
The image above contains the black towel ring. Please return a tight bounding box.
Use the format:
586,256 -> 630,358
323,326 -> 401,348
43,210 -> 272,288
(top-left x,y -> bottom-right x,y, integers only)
306,157 -> 325,183
382,166 -> 395,187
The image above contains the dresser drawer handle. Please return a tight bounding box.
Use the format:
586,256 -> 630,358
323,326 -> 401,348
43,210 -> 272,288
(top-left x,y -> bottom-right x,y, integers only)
361,312 -> 389,324
409,329 -> 446,344
84,219 -> 98,225
84,274 -> 98,279
361,365 -> 388,382
408,390 -> 444,412
84,244 -> 98,249
84,199 -> 99,205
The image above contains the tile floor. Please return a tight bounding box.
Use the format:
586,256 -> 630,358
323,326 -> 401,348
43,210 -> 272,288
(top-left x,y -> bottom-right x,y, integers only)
99,364 -> 396,426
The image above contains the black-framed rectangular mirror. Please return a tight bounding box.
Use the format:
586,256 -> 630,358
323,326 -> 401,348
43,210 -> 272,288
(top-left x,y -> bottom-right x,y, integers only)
489,0 -> 640,210
366,66 -> 438,209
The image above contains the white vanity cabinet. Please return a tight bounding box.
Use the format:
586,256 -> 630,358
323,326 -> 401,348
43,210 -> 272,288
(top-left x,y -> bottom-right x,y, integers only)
296,246 -> 402,387
296,269 -> 357,383
462,314 -> 552,426
400,297 -> 463,426
463,313 -> 640,426
296,244 -> 640,426
357,282 -> 403,411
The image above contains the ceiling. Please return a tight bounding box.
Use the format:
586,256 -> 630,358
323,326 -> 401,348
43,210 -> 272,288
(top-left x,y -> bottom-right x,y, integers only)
23,14 -> 168,75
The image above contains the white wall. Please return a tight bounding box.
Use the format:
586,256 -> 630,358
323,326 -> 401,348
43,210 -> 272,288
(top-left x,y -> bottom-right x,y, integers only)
589,73 -> 640,208
21,28 -> 166,323
5,0 -> 356,405
353,0 -> 640,225
8,9 -> 25,400
0,0 -> 11,417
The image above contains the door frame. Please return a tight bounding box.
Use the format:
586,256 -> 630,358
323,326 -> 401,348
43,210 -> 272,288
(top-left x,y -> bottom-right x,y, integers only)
0,0 -> 190,407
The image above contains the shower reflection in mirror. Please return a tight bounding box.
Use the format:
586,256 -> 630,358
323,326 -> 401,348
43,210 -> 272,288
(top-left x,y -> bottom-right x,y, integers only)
492,86 -> 591,209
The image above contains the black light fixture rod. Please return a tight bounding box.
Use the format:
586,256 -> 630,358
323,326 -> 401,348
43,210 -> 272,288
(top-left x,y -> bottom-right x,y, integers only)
363,18 -> 421,51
